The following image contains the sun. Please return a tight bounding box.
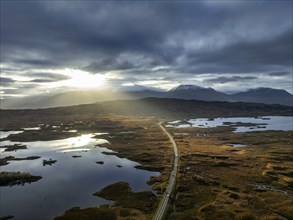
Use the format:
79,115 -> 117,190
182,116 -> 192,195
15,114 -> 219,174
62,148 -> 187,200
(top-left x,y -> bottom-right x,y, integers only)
62,68 -> 106,90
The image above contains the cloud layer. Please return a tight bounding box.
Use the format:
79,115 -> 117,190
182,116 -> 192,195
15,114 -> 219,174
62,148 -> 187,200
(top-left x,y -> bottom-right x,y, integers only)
1,1 -> 292,98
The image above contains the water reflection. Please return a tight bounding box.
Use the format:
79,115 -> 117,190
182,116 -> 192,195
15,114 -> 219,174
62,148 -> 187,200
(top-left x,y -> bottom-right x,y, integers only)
168,116 -> 293,132
24,127 -> 41,131
0,131 -> 23,139
229,143 -> 246,147
0,134 -> 159,220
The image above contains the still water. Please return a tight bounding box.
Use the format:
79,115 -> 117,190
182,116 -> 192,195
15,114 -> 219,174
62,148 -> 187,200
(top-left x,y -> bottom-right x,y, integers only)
168,116 -> 293,132
0,130 -> 23,139
0,134 -> 159,220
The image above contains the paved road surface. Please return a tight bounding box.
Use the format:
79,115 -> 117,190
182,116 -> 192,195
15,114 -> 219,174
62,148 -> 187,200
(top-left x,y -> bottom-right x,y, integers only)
153,122 -> 179,220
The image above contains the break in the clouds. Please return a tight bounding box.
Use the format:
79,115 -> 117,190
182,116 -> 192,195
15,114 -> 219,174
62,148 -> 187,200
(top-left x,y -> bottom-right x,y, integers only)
0,1 -> 292,98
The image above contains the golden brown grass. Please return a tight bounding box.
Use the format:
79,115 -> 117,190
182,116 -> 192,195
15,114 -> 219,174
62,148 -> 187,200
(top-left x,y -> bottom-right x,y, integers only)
167,125 -> 293,220
1,110 -> 292,219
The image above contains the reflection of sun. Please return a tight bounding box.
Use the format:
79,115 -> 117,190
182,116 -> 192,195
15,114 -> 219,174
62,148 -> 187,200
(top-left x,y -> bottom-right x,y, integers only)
62,68 -> 106,89
69,134 -> 94,147
52,134 -> 109,152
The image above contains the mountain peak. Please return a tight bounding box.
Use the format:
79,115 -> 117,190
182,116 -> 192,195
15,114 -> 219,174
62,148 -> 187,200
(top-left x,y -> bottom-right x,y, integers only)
169,84 -> 212,92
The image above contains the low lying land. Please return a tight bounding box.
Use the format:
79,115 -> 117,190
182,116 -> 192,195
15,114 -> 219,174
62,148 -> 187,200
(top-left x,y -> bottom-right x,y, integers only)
0,171 -> 42,186
166,125 -> 293,219
1,98 -> 292,130
53,206 -> 118,220
54,182 -> 158,220
0,98 -> 292,219
0,156 -> 40,166
0,144 -> 27,152
0,115 -> 173,219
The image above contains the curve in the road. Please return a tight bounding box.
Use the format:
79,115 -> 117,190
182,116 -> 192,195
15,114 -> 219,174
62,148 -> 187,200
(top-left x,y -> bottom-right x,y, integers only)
153,122 -> 179,220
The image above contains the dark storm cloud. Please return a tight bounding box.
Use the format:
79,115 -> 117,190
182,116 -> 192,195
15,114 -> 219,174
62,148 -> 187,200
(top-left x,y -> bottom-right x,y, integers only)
30,78 -> 63,83
1,1 -> 167,65
0,1 -> 292,95
16,59 -> 58,67
2,1 -> 289,70
27,73 -> 70,81
84,59 -> 135,72
183,30 -> 292,74
268,72 -> 291,77
1,77 -> 15,84
0,76 -> 15,90
205,76 -> 258,84
23,72 -> 71,84
1,83 -> 41,96
1,89 -> 23,95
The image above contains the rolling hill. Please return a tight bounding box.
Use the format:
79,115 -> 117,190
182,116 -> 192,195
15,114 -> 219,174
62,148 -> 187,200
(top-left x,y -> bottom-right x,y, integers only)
230,87 -> 293,106
1,85 -> 292,109
1,98 -> 292,130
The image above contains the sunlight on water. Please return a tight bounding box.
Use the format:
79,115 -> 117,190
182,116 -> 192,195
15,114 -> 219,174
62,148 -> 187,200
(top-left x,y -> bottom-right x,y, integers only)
43,134 -> 109,153
24,127 -> 41,131
0,127 -> 41,139
64,134 -> 97,147
95,132 -> 109,135
230,143 -> 246,147
60,148 -> 90,153
0,131 -> 23,139
0,133 -> 159,220
66,129 -> 77,132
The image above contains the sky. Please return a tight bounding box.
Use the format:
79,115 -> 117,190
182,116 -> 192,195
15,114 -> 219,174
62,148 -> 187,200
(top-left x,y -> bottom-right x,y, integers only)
0,0 -> 292,99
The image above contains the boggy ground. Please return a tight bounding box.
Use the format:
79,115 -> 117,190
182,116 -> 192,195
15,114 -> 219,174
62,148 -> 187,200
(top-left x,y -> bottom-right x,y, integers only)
0,115 -> 172,220
166,125 -> 293,220
1,112 -> 293,219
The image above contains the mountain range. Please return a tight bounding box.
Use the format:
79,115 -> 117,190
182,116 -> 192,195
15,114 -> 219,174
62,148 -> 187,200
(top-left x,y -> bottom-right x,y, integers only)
1,85 -> 292,109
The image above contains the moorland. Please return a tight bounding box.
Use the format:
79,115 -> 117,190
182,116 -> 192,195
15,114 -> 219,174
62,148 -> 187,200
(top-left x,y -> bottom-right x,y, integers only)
0,98 -> 292,220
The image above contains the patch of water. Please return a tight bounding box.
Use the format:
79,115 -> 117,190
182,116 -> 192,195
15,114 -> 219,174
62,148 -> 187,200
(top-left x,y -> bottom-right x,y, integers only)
0,131 -> 24,139
65,129 -> 77,133
23,127 -> 41,131
168,116 -> 293,132
0,134 -> 159,220
229,143 -> 246,147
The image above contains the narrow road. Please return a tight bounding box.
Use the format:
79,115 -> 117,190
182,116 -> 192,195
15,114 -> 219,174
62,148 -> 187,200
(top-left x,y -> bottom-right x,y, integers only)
153,122 -> 179,220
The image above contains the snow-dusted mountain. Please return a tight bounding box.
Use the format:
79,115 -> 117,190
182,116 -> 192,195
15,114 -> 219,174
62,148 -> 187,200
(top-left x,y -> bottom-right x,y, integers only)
169,85 -> 211,92
166,85 -> 233,102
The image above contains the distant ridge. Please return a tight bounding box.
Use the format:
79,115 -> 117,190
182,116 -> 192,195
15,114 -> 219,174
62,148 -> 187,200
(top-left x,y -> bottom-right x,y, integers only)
1,85 -> 292,109
1,98 -> 292,127
230,87 -> 293,106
